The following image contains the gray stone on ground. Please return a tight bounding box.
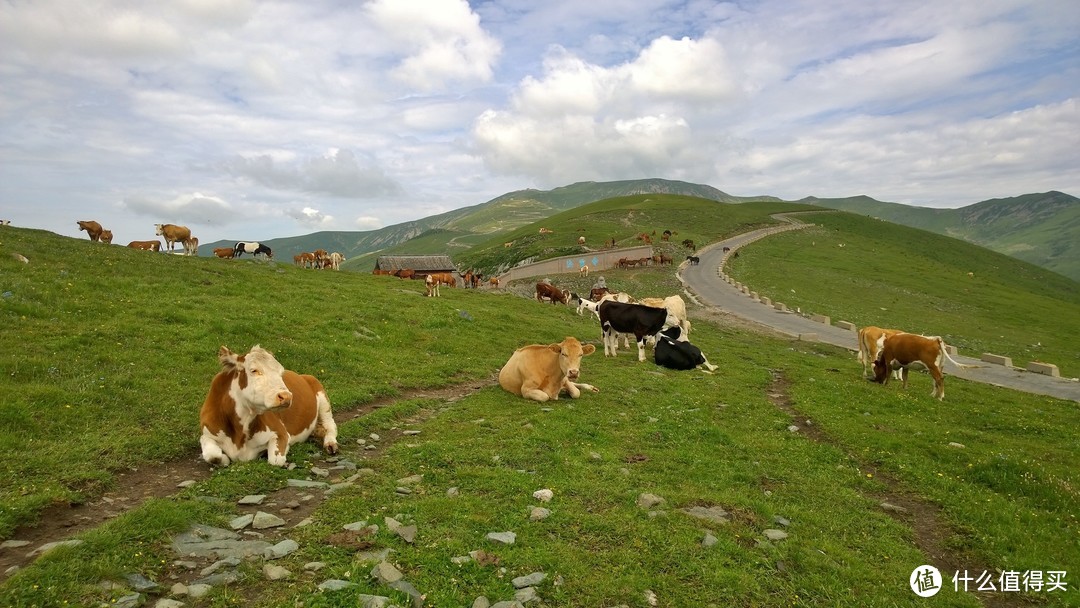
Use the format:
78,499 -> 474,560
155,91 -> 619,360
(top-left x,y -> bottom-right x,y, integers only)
195,569 -> 241,586
491,602 -> 526,608
371,561 -> 404,584
636,493 -> 665,509
512,572 -> 546,588
358,594 -> 393,608
252,511 -> 286,529
318,579 -> 355,591
880,502 -> 908,514
1,540 -> 30,549
113,594 -> 142,608
155,598 -> 185,608
515,586 -> 540,603
679,505 -> 729,524
229,514 -> 254,530
124,573 -> 161,592
397,474 -> 423,485
343,520 -> 370,531
486,531 -> 517,545
394,524 -> 417,543
529,507 -> 551,521
264,539 -> 299,559
472,597 -> 491,608
774,516 -> 790,527
763,529 -> 789,541
304,561 -> 327,571
356,547 -> 394,563
27,539 -> 84,557
287,479 -> 330,489
702,532 -> 718,547
263,564 -> 291,580
389,579 -> 424,607
237,494 -> 266,505
201,557 -> 240,576
446,487 -> 460,497
186,584 -> 212,598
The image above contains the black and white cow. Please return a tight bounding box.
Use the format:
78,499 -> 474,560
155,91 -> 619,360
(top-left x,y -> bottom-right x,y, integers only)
234,241 -> 273,258
598,300 -> 672,361
654,326 -> 717,371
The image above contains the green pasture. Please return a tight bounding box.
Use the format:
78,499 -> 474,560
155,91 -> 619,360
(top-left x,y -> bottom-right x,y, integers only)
0,223 -> 1077,607
726,211 -> 1080,378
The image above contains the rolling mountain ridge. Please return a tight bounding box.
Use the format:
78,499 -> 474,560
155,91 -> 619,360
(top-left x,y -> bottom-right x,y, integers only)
199,179 -> 1078,281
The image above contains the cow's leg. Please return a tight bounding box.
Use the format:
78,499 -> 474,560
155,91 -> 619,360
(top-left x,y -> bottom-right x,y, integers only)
266,432 -> 290,467
520,382 -> 551,402
199,431 -> 231,466
930,366 -> 945,400
900,367 -> 909,390
603,328 -> 616,357
315,391 -> 339,454
635,335 -> 647,362
565,380 -> 598,398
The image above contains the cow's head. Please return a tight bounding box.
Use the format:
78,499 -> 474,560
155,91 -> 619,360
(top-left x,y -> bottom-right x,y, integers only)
154,223 -> 164,236
218,345 -> 292,412
548,337 -> 596,381
871,354 -> 889,383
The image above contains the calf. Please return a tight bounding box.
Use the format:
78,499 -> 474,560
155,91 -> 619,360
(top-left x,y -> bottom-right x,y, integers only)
328,252 -> 345,270
654,326 -> 717,371
100,230 -> 114,244
536,282 -> 569,305
498,336 -> 598,402
425,273 -> 440,297
598,300 -> 673,361
214,247 -> 236,258
872,333 -> 964,400
199,345 -> 339,466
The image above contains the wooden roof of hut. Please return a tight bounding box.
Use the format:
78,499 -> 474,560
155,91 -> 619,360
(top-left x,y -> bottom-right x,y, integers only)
374,254 -> 456,273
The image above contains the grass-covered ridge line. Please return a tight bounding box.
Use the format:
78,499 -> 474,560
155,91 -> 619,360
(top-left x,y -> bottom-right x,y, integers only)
0,223 -> 1077,607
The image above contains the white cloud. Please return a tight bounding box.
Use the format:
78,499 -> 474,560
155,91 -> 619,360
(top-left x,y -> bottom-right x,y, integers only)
288,206 -> 335,229
119,192 -> 234,224
365,0 -> 501,92
355,216 -> 383,230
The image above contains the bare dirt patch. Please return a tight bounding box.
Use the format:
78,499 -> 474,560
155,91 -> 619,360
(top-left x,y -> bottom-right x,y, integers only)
0,379 -> 493,582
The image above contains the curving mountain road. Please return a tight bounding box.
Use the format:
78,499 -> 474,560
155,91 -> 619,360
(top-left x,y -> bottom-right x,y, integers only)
679,219 -> 1080,403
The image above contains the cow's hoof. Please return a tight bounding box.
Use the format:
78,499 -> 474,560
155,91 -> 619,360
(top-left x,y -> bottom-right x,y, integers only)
325,442 -> 339,455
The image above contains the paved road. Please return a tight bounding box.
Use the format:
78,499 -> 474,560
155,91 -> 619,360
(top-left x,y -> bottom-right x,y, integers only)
679,221 -> 1080,403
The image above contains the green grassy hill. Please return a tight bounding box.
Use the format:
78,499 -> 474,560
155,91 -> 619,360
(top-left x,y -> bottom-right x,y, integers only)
800,191 -> 1080,280
1,222 -> 1077,607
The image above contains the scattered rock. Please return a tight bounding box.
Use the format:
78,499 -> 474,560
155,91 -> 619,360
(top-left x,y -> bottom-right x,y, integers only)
512,572 -> 546,588
263,564 -> 291,580
356,548 -> 394,563
447,487 -> 460,497
27,539 -> 84,557
370,433 -> 381,441
186,584 -> 212,598
532,489 -> 553,503
880,502 -> 908,514
679,505 -> 728,525
343,520 -> 370,531
155,598 -> 185,608
787,425 -> 800,433
487,531 -> 516,545
318,579 -> 355,591
304,561 -> 327,571
515,586 -> 540,603
176,480 -> 196,489
472,597 -> 491,608
252,512 -> 286,530
0,540 -> 30,549
286,479 -> 330,489
636,493 -> 665,509
310,467 -> 330,478
589,452 -> 602,461
529,507 -> 551,521
264,539 -> 299,559
451,555 -> 472,565
644,589 -> 658,606
201,557 -> 241,576
114,593 -> 142,608
237,494 -> 266,505
124,573 -> 161,592
397,474 -> 423,486
371,561 -> 404,584
948,442 -> 966,449
403,430 -> 421,435
763,529 -> 789,541
774,516 -> 790,527
702,532 -> 718,547
229,514 -> 254,530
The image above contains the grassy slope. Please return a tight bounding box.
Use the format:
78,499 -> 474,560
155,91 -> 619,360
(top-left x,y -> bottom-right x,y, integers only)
726,211 -> 1080,377
0,225 -> 1077,607
453,195 -> 808,276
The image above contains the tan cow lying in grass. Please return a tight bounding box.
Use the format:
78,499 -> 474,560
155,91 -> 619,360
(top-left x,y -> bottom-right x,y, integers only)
199,345 -> 339,466
498,337 -> 599,402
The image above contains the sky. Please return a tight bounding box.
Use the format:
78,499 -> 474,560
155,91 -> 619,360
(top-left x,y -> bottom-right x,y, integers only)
1,0 -> 1078,245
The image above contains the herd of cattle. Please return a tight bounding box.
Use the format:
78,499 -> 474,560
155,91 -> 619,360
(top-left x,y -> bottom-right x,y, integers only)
191,254 -> 971,469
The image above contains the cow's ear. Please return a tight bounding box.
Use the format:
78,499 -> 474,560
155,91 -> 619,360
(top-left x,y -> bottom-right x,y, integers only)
547,343 -> 563,353
218,346 -> 239,369
581,344 -> 596,355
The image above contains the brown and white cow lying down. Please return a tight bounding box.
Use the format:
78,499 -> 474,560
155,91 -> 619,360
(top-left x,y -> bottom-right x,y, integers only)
872,333 -> 965,400
199,345 -> 339,466
498,336 -> 599,402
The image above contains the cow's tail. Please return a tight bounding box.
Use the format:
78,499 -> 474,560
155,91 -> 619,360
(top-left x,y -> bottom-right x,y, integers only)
935,337 -> 974,369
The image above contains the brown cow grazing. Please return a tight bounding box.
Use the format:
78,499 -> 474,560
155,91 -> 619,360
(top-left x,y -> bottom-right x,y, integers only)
498,337 -> 599,402
328,252 -> 345,270
489,277 -> 500,288
373,269 -> 393,276
214,247 -> 236,258
857,326 -> 903,378
183,236 -> 199,256
536,282 -> 569,305
199,345 -> 339,467
77,220 -> 104,241
100,229 -> 114,244
395,268 -> 415,279
127,240 -> 161,251
872,333 -> 965,400
155,223 -> 192,252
